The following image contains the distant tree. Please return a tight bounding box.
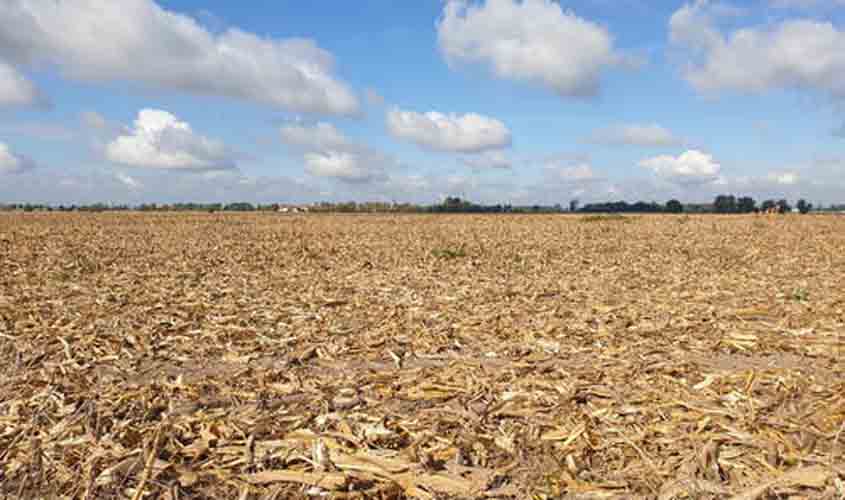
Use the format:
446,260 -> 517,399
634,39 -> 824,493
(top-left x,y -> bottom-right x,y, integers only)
714,195 -> 737,213
569,199 -> 580,212
666,199 -> 684,213
760,199 -> 777,212
579,200 -> 664,213
444,196 -> 461,207
737,196 -> 756,213
442,196 -> 468,212
776,199 -> 791,214
224,202 -> 255,211
796,199 -> 812,214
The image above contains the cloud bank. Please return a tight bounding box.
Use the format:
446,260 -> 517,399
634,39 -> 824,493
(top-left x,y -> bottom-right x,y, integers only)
106,109 -> 236,171
438,0 -> 629,97
671,0 -> 845,98
280,122 -> 395,183
0,0 -> 359,114
639,149 -> 721,185
386,108 -> 511,153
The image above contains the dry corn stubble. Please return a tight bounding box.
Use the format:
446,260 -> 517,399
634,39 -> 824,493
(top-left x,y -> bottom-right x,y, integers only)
0,212 -> 843,499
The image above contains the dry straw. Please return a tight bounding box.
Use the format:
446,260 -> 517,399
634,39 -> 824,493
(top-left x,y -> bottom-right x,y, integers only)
0,212 -> 843,498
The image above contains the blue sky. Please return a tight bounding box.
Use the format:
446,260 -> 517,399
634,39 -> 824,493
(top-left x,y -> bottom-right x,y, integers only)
1,0 -> 845,205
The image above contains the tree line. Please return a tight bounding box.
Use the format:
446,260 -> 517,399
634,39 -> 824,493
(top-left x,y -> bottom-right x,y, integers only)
0,195 -> 830,214
0,202 -> 276,212
711,195 -> 813,214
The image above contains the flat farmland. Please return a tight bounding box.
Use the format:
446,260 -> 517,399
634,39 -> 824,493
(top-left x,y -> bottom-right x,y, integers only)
1,213 -> 843,499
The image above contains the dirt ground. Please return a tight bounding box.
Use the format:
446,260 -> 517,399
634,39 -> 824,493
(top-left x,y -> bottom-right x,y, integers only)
1,213 -> 843,499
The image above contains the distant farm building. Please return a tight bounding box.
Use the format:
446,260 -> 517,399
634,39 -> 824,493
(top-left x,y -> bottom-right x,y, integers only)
277,205 -> 309,214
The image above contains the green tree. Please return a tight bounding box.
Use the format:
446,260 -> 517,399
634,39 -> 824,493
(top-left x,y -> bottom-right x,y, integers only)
760,199 -> 777,212
224,202 -> 255,211
796,199 -> 812,214
665,199 -> 684,213
737,196 -> 756,213
714,195 -> 737,213
776,199 -> 791,214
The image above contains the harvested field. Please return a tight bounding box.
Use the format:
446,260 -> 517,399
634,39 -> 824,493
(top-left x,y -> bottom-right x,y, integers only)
1,212 -> 844,499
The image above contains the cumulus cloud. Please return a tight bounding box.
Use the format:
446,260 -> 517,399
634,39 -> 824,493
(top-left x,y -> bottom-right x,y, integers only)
437,0 -> 630,97
0,141 -> 35,174
386,108 -> 511,153
670,1 -> 845,98
461,151 -> 512,169
0,0 -> 359,115
303,152 -> 383,183
280,122 -> 395,183
669,1 -> 724,52
106,109 -> 236,170
589,123 -> 682,147
541,156 -> 602,183
639,149 -> 721,185
0,61 -> 41,107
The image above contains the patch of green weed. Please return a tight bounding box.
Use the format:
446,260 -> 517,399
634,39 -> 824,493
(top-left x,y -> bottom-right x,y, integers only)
580,214 -> 628,223
432,246 -> 467,259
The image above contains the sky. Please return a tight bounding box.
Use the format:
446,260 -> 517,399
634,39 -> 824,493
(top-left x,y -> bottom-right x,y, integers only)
1,0 -> 845,206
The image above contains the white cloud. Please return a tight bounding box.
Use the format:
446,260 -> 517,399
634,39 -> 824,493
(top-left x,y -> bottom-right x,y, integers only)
768,171 -> 799,185
461,151 -> 512,169
280,122 -> 352,152
0,0 -> 359,115
589,123 -> 682,147
304,152 -> 383,183
385,174 -> 432,193
115,172 -> 142,190
670,1 -> 845,98
0,141 -> 35,174
280,122 -> 395,183
713,170 -> 815,201
386,108 -> 511,153
555,163 -> 599,182
437,0 -> 629,97
0,61 -> 41,107
106,109 -> 236,170
639,149 -> 721,185
544,161 -> 601,182
0,168 -> 325,205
